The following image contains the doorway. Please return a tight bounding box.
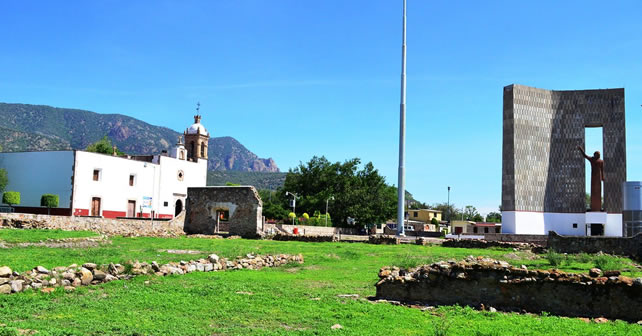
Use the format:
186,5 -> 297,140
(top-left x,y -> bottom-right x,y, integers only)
584,127 -> 603,210
454,226 -> 463,235
175,199 -> 183,216
590,223 -> 604,236
91,197 -> 101,217
127,200 -> 136,217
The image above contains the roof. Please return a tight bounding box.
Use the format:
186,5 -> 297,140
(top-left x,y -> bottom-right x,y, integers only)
411,209 -> 442,213
473,222 -> 501,227
186,122 -> 208,135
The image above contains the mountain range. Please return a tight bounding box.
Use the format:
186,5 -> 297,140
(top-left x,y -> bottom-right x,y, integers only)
0,103 -> 279,172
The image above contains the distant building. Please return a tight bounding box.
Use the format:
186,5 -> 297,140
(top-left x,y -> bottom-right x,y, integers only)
450,220 -> 501,235
407,209 -> 442,224
0,115 -> 208,219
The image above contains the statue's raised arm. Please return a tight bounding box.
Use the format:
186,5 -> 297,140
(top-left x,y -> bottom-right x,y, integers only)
577,145 -> 591,161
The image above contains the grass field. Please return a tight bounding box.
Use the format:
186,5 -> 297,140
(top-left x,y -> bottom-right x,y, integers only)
0,228 -> 99,244
0,230 -> 640,335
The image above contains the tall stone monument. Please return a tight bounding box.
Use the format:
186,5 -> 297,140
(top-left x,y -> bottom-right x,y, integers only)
502,84 -> 626,236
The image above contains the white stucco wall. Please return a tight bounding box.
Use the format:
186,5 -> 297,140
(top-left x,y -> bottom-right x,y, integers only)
156,155 -> 207,217
0,151 -> 74,207
502,211 -> 623,237
72,151 -> 157,217
71,151 -> 207,218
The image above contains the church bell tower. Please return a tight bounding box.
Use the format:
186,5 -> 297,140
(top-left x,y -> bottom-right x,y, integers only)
184,102 -> 210,162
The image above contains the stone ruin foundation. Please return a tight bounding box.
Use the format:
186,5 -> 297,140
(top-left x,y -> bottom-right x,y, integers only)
184,186 -> 262,238
375,257 -> 642,322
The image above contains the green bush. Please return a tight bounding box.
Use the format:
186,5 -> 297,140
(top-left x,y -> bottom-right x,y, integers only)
545,250 -> 564,267
41,194 -> 59,208
431,217 -> 439,225
2,191 -> 20,206
594,254 -> 625,271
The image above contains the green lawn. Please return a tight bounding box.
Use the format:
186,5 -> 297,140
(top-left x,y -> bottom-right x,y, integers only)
0,228 -> 99,244
0,230 -> 640,335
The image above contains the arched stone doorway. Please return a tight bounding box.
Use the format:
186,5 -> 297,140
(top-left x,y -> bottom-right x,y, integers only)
175,199 -> 183,217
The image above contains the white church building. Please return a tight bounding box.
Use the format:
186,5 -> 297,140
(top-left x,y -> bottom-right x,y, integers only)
0,115 -> 209,219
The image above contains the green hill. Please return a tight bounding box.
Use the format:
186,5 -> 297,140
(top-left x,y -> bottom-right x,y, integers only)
0,103 -> 279,172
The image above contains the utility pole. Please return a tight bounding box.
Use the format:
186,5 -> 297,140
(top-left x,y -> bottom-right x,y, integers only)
447,186 -> 451,223
325,196 -> 334,227
397,0 -> 407,236
285,191 -> 300,224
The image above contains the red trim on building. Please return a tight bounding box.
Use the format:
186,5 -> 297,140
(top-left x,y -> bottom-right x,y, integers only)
157,214 -> 173,219
73,208 -> 89,216
102,210 -> 127,219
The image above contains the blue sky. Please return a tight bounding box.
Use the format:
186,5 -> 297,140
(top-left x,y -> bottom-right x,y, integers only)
1,1 -> 641,215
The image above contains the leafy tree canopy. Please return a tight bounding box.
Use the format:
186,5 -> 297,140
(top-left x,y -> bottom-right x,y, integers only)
2,191 -> 20,206
41,194 -> 59,208
86,136 -> 124,155
0,169 -> 7,194
280,156 -> 396,227
485,211 -> 502,223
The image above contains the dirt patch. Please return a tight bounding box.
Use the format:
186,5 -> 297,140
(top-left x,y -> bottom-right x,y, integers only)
1,235 -> 110,249
161,249 -> 205,255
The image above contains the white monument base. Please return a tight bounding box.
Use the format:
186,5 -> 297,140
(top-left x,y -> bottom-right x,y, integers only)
502,211 -> 623,237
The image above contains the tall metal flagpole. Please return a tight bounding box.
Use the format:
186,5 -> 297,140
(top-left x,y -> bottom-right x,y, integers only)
397,0 -> 407,236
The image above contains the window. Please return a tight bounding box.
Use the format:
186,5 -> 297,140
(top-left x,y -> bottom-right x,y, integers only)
413,211 -> 418,217
573,223 -> 578,228
93,169 -> 100,181
473,227 -> 478,233
484,227 -> 489,233
200,142 -> 206,157
129,174 -> 135,186
163,201 -> 168,207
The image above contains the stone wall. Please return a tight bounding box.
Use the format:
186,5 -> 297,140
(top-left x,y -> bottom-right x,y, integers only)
443,239 -> 544,252
467,233 -> 548,245
375,257 -> 642,321
263,223 -> 358,236
185,186 -> 262,238
0,253 -> 304,295
369,235 -> 400,245
548,231 -> 642,259
0,211 -> 185,237
272,234 -> 337,243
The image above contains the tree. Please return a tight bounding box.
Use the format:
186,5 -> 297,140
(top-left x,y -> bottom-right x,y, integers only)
259,189 -> 289,221
2,191 -> 20,207
40,194 -> 59,215
485,211 -> 502,223
463,205 -> 481,221
0,144 -> 7,194
0,168 -> 7,195
280,156 -> 397,228
430,217 -> 439,225
430,202 -> 462,222
86,136 -> 124,155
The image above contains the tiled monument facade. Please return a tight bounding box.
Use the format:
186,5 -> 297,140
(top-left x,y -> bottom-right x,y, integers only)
502,84 -> 626,235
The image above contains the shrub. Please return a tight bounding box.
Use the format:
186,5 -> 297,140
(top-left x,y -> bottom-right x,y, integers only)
431,217 -> 439,225
2,191 -> 20,206
545,250 -> 564,267
41,194 -> 59,208
302,213 -> 309,220
40,194 -> 59,215
594,254 -> 625,271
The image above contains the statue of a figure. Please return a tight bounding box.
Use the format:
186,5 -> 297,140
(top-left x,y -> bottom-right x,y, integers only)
577,146 -> 604,211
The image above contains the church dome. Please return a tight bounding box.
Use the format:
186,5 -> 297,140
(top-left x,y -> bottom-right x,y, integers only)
187,123 -> 208,135
186,115 -> 209,136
